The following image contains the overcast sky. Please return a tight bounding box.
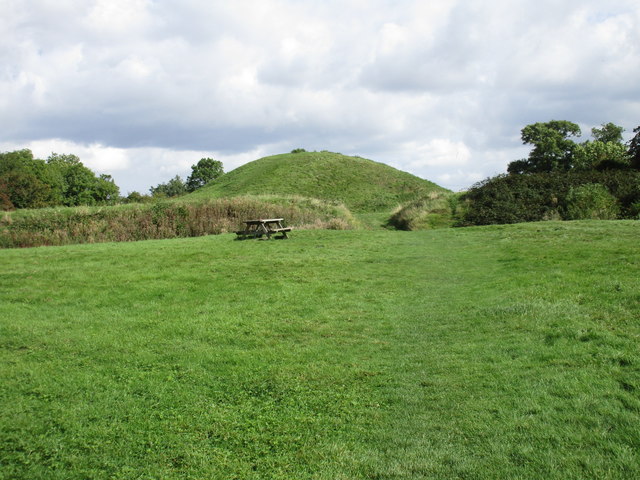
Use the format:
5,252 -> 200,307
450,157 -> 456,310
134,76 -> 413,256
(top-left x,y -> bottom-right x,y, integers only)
2,0 -> 639,194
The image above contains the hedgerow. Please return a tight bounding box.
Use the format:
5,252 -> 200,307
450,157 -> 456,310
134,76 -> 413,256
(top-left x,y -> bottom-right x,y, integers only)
461,171 -> 640,225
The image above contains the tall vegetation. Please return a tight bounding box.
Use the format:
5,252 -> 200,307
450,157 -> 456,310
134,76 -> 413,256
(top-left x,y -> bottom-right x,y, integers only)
0,196 -> 357,248
463,121 -> 640,225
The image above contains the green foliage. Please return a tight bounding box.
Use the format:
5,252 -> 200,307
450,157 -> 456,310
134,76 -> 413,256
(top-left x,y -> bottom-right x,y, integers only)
291,148 -> 307,153
0,196 -> 357,248
186,158 -> 224,192
186,151 -> 448,212
150,175 -> 187,198
628,125 -> 640,170
573,141 -> 631,171
508,120 -> 581,173
1,222 -> 639,478
123,191 -> 153,204
0,150 -> 120,209
461,170 -> 640,225
565,183 -> 620,220
0,171 -> 54,209
591,122 -> 624,144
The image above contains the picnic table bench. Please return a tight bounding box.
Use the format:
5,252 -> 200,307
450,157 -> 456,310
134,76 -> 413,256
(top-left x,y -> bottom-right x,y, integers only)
235,218 -> 292,240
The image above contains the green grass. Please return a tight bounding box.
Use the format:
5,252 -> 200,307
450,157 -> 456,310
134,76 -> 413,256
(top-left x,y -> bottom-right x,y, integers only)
186,151 -> 448,212
387,191 -> 464,230
1,221 -> 639,479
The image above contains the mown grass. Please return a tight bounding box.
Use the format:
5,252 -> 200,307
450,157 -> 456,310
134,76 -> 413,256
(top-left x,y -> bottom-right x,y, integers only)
0,195 -> 357,248
186,151 -> 448,212
1,221 -> 639,479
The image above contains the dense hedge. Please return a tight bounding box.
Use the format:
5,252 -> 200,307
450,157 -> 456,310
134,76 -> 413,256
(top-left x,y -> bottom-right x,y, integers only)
461,171 -> 640,225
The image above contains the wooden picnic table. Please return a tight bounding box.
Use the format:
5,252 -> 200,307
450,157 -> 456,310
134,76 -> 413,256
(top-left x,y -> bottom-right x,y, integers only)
235,218 -> 292,240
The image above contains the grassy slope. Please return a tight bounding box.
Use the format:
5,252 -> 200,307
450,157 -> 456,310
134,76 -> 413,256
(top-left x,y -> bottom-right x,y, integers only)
1,222 -> 639,479
186,151 -> 448,212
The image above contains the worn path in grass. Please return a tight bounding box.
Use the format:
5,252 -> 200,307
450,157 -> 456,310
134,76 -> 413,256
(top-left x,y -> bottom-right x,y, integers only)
1,221 -> 639,479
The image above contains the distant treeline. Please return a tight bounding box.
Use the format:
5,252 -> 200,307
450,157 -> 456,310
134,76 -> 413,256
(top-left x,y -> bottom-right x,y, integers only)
0,151 -> 224,211
0,150 -> 119,210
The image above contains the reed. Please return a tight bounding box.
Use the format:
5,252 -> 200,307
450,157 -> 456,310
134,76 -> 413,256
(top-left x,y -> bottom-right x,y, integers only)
0,195 -> 357,248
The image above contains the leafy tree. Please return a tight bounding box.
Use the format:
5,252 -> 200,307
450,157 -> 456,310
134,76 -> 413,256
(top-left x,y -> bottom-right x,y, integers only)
0,150 -> 60,208
591,122 -> 624,144
94,174 -> 120,204
507,120 -> 581,174
46,153 -> 120,206
628,125 -> 640,170
573,141 -> 630,171
0,149 -> 34,176
0,149 -> 121,208
0,170 -> 53,209
150,175 -> 187,198
186,158 -> 224,192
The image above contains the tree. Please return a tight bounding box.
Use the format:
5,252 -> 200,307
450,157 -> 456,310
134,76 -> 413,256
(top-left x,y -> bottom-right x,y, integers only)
628,125 -> 640,170
591,122 -> 624,144
186,158 -> 224,192
0,170 -> 53,209
573,141 -> 631,171
0,149 -> 121,209
46,153 -> 120,206
94,174 -> 120,204
508,120 -> 581,174
150,175 -> 187,198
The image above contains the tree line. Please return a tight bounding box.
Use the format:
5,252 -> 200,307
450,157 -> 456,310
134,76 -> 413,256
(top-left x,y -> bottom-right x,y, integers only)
506,121 -> 639,174
0,151 -> 223,210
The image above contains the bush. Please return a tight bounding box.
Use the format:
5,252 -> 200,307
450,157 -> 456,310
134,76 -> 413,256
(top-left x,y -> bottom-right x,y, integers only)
461,171 -> 640,225
564,184 -> 619,220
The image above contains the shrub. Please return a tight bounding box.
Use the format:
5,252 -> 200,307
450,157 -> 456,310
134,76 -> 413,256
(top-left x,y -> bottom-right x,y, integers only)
461,171 -> 640,225
564,184 -> 619,220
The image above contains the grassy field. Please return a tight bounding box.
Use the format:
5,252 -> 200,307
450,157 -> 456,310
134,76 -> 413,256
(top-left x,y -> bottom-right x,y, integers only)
1,221 -> 639,479
186,151 -> 447,212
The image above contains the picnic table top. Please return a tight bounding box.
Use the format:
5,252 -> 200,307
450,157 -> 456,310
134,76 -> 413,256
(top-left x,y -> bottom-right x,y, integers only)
244,218 -> 284,224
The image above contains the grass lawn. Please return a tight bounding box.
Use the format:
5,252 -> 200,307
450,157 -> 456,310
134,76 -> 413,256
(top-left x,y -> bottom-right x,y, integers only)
1,221 -> 639,479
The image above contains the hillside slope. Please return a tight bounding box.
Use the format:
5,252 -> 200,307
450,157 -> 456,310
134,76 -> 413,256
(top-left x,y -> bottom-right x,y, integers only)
186,151 -> 448,212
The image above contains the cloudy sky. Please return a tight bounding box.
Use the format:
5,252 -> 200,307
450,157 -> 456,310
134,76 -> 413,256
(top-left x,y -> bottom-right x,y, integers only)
2,0 -> 639,194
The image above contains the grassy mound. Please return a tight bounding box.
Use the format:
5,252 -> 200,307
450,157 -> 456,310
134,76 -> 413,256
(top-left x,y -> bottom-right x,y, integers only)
0,195 -> 357,248
186,151 -> 448,212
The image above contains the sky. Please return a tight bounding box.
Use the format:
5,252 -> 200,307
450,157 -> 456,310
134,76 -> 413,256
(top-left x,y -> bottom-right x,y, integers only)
2,0 -> 639,194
